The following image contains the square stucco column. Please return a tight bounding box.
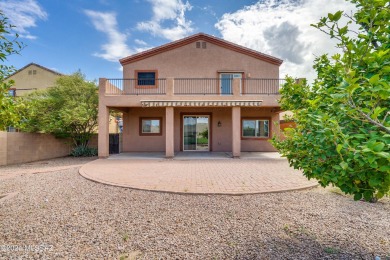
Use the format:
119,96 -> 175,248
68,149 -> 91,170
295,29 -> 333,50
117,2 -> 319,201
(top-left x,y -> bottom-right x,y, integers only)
165,107 -> 174,158
232,106 -> 241,158
98,78 -> 109,158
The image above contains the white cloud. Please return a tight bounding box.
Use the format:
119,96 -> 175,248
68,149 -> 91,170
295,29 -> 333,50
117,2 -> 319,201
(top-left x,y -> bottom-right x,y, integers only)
134,39 -> 148,46
215,0 -> 356,81
137,0 -> 194,41
134,39 -> 154,53
0,0 -> 47,39
84,10 -> 132,62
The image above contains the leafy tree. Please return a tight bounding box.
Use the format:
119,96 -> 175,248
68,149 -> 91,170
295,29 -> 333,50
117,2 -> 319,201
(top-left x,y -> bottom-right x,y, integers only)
200,128 -> 208,139
19,72 -> 99,149
0,11 -> 24,130
272,0 -> 389,201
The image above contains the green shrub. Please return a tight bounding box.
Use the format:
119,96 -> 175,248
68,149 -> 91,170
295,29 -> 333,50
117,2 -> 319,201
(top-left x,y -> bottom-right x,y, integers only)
70,146 -> 98,157
272,0 -> 390,201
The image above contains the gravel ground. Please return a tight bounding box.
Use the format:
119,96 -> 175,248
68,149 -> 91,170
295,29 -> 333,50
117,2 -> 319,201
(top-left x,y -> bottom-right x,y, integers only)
0,157 -> 389,259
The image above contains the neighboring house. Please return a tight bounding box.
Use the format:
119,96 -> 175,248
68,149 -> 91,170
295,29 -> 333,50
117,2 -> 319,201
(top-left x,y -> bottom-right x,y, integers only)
6,63 -> 63,97
98,33 -> 285,158
5,63 -> 63,132
6,62 -> 120,133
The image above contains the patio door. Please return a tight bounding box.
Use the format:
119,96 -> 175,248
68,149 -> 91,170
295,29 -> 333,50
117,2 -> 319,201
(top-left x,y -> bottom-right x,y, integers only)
183,116 -> 209,151
220,73 -> 242,95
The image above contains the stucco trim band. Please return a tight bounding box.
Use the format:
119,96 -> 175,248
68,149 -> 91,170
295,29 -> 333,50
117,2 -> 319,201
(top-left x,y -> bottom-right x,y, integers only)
140,100 -> 262,107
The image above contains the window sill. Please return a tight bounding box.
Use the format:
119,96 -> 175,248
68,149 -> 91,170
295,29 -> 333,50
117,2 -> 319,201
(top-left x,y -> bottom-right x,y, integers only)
241,137 -> 271,140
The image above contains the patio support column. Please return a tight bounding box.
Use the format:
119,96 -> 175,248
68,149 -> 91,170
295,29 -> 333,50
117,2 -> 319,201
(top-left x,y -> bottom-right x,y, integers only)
98,78 -> 109,158
165,107 -> 174,158
232,106 -> 241,158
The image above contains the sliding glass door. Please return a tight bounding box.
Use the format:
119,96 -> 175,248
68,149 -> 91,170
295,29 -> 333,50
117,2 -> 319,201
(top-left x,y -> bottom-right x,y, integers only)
220,73 -> 242,95
183,116 -> 209,151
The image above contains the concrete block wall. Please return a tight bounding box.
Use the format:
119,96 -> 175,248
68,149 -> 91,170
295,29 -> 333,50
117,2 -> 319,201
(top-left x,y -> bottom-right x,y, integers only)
87,134 -> 98,149
0,132 -> 99,166
0,132 -> 7,166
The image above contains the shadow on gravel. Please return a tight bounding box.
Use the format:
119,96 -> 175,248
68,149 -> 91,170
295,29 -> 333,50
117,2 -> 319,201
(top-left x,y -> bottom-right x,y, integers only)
233,233 -> 387,260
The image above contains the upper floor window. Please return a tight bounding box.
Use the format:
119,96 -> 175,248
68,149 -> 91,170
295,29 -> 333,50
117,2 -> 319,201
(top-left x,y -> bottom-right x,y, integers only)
136,71 -> 157,88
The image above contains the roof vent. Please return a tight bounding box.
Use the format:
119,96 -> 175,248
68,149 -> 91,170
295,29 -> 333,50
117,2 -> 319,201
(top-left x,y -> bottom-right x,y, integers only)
202,42 -> 206,49
196,42 -> 201,48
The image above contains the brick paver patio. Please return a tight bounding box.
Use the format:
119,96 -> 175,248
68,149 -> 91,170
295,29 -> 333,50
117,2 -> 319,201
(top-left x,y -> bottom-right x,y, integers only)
79,155 -> 318,194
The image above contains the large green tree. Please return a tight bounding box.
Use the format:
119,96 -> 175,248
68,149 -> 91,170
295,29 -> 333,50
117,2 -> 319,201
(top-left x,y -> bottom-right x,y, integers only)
19,72 -> 99,148
0,11 -> 24,130
273,0 -> 389,201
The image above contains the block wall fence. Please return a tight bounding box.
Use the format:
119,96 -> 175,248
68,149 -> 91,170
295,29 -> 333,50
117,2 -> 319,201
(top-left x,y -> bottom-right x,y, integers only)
0,132 -> 98,166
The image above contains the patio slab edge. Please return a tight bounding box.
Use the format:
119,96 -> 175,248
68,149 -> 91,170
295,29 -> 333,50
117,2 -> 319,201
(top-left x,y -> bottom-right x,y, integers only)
79,159 -> 319,196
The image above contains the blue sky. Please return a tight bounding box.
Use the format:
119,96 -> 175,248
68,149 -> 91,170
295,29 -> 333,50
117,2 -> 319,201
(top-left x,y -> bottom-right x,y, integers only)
2,0 -> 355,82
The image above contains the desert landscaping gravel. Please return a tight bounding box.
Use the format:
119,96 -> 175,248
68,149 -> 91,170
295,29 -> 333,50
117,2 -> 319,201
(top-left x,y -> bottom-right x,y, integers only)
0,157 -> 389,259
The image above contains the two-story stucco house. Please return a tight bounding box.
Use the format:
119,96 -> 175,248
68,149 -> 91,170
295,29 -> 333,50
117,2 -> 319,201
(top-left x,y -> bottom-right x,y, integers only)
98,33 -> 284,158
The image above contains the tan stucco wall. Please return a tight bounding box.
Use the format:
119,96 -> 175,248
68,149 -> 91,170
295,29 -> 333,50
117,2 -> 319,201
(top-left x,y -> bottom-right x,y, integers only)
121,107 -> 277,153
122,108 -> 166,152
0,132 -> 71,165
7,64 -> 60,96
0,132 -> 7,165
123,40 -> 279,79
0,132 -> 99,166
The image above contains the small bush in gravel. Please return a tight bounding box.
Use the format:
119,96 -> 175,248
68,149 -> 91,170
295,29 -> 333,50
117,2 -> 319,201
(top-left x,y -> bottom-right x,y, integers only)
70,146 -> 97,157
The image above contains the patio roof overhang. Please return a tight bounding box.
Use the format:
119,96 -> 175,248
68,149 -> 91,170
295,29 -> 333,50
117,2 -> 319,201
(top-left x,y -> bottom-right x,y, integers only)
140,100 -> 263,107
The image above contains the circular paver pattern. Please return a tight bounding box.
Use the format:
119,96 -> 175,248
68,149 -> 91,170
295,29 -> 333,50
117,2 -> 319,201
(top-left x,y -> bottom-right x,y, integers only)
80,158 -> 318,194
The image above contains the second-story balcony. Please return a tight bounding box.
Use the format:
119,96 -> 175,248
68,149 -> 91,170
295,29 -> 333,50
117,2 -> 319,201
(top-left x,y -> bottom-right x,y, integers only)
104,78 -> 286,96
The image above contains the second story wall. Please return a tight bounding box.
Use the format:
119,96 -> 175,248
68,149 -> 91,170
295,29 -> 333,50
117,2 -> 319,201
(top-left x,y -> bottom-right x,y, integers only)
122,40 -> 279,79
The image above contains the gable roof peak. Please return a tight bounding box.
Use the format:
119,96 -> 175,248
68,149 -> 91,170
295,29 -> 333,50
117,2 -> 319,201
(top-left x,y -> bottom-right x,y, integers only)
120,32 -> 283,66
6,62 -> 63,79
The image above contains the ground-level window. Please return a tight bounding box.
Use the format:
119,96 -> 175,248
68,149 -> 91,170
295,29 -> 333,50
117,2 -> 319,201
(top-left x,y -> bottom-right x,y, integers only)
136,71 -> 157,87
139,117 -> 162,136
242,119 -> 269,138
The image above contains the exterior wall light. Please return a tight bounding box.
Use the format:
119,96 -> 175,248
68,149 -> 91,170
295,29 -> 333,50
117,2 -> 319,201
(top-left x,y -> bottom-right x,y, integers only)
217,121 -> 222,127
